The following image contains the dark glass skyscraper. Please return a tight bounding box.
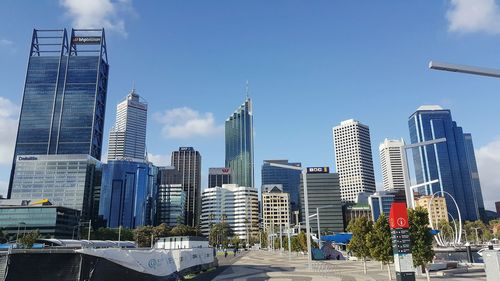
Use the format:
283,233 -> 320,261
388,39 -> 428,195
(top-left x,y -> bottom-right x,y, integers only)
225,98 -> 254,187
464,133 -> 486,221
261,160 -> 301,215
408,105 -> 483,221
171,147 -> 201,227
8,29 -> 109,197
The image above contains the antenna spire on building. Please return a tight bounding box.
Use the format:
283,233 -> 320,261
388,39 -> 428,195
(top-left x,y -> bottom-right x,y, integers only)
245,80 -> 249,99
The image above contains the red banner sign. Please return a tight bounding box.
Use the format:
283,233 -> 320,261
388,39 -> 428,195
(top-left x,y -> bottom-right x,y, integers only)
389,202 -> 409,229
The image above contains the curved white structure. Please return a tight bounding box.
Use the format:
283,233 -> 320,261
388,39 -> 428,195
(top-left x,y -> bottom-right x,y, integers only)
428,191 -> 462,247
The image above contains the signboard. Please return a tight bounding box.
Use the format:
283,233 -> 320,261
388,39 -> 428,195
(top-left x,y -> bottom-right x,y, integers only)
18,156 -> 38,161
71,36 -> 101,45
179,147 -> 194,151
306,167 -> 329,174
389,202 -> 415,281
209,168 -> 231,175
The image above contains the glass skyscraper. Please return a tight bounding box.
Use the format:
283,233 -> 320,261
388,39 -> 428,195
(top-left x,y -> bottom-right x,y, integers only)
408,105 -> 483,221
464,133 -> 486,221
261,160 -> 301,216
225,98 -> 254,187
157,166 -> 186,226
99,160 -> 157,228
8,28 -> 109,197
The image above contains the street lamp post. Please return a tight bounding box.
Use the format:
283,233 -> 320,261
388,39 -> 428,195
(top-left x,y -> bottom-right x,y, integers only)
267,162 -> 312,270
312,205 -> 334,248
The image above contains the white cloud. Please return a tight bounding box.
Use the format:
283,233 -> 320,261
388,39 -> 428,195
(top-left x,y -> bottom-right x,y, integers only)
147,153 -> 170,166
476,138 -> 500,210
0,97 -> 19,165
0,180 -> 7,198
0,39 -> 13,46
59,0 -> 134,36
154,107 -> 224,139
447,0 -> 500,34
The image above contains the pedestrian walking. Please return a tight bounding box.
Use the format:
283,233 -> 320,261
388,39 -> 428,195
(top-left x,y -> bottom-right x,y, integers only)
224,248 -> 228,258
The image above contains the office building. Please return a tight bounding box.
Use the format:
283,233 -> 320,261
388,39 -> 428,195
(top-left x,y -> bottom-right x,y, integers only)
342,203 -> 371,229
415,195 -> 449,226
0,199 -> 80,239
368,191 -> 395,222
208,168 -> 232,188
261,184 -> 290,234
333,119 -> 376,202
408,105 -> 482,221
225,98 -> 254,187
9,28 -> 109,197
157,166 -> 186,226
261,160 -> 301,219
107,89 -> 147,161
464,133 -> 486,221
200,184 -> 259,241
300,168 -> 344,233
171,147 -> 201,227
379,138 -> 409,191
99,160 -> 157,228
10,154 -> 102,221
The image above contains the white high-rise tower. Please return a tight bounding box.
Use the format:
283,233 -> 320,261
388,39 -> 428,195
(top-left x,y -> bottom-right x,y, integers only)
333,119 -> 376,202
379,138 -> 409,191
107,89 -> 147,161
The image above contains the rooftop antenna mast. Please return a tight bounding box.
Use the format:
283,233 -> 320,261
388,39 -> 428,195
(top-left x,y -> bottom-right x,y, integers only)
245,80 -> 249,99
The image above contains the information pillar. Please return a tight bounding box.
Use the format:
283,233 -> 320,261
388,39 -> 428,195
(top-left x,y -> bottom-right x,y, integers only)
389,202 -> 416,281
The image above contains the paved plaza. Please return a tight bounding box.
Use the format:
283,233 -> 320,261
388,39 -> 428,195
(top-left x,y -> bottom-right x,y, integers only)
199,250 -> 486,281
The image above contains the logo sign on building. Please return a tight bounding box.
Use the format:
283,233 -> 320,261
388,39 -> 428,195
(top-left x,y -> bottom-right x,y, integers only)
209,168 -> 231,175
389,202 -> 415,281
18,156 -> 38,161
306,167 -> 329,174
71,36 -> 101,45
179,147 -> 194,151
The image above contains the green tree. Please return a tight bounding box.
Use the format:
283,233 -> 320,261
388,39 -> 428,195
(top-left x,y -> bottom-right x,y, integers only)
347,216 -> 373,274
170,224 -> 196,236
133,225 -> 155,247
297,231 -> 308,252
408,207 -> 434,281
19,229 -> 40,248
231,236 -> 241,248
154,223 -> 171,238
209,222 -> 233,248
259,230 -> 268,248
366,214 -> 393,280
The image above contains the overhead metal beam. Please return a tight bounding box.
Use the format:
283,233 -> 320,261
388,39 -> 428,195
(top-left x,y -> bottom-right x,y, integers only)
429,61 -> 500,79
404,138 -> 446,149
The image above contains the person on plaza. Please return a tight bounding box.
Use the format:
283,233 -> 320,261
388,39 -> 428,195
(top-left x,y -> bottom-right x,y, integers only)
224,248 -> 228,258
233,247 -> 237,256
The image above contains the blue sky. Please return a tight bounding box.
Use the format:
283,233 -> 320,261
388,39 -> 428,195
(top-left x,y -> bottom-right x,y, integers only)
1,0 -> 500,210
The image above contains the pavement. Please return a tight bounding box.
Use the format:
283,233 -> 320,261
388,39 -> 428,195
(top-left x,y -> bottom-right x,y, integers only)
194,250 -> 487,281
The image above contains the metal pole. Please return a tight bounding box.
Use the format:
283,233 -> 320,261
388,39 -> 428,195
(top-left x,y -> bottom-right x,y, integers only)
118,225 -> 122,243
302,169 -> 312,269
16,224 -> 21,243
287,224 -> 292,260
279,223 -> 283,253
87,220 -> 92,240
317,207 -> 321,248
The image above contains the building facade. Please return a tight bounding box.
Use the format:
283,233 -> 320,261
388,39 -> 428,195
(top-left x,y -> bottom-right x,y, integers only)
379,138 -> 409,191
463,133 -> 486,221
10,154 -> 101,221
342,203 -> 371,229
9,28 -> 109,197
208,168 -> 232,188
299,170 -> 344,233
261,160 -> 301,220
0,199 -> 80,239
408,105 -> 482,221
333,119 -> 376,202
225,98 -> 254,188
368,191 -> 395,222
99,160 -> 157,228
157,166 -> 186,226
107,89 -> 147,161
415,195 -> 449,226
261,184 -> 290,234
171,147 -> 201,227
200,184 -> 259,241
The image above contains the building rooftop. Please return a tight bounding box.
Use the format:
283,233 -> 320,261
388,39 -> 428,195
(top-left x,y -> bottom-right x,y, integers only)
416,105 -> 444,111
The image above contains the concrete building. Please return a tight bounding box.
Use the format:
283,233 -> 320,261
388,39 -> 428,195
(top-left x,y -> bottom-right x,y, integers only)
415,195 -> 449,226
333,119 -> 376,202
0,199 -> 80,239
379,138 -> 409,191
155,236 -> 208,250
261,160 -> 301,220
225,98 -> 254,188
10,154 -> 102,221
157,166 -> 186,226
368,191 -> 395,222
107,89 -> 147,162
409,105 -> 483,221
208,168 -> 232,188
261,184 -> 290,234
171,147 -> 201,227
200,184 -> 259,241
342,203 -> 371,229
299,169 -> 344,233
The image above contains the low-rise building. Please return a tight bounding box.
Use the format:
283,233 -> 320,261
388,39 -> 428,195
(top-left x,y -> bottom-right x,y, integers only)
155,236 -> 208,249
0,199 -> 80,240
415,195 -> 448,226
343,203 -> 371,228
261,184 -> 290,234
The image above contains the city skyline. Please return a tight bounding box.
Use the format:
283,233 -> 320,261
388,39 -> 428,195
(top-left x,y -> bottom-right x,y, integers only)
1,1 -> 500,211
